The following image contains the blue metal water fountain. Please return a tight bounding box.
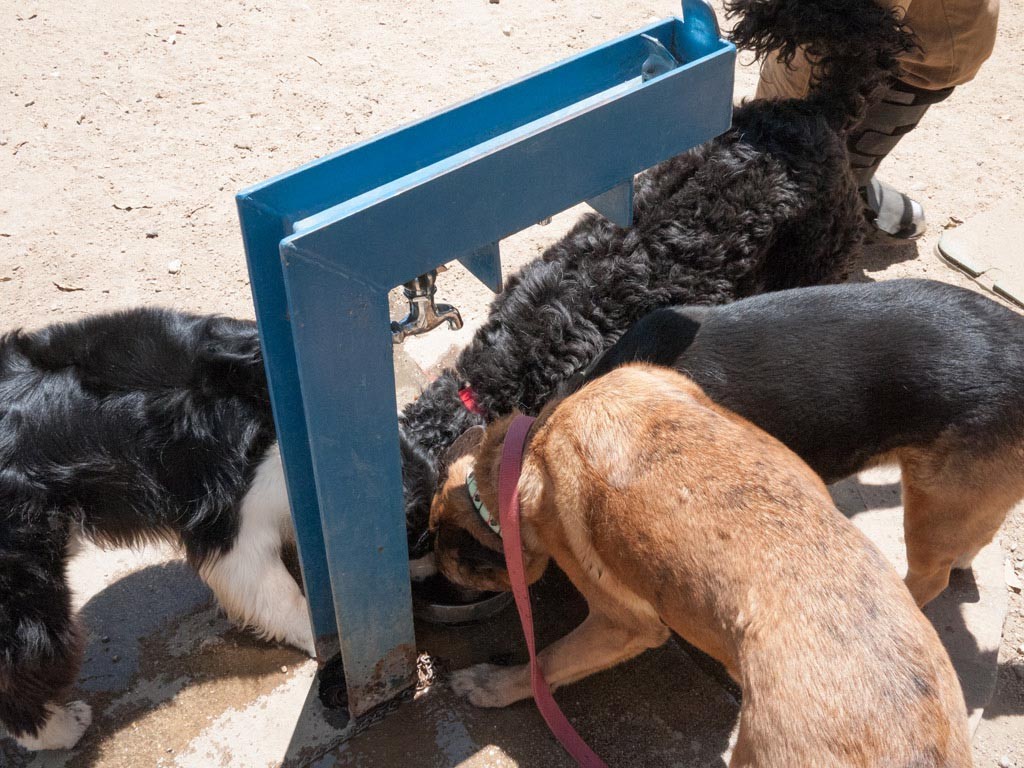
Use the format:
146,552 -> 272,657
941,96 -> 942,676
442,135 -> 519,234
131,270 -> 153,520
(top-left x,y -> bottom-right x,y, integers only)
237,0 -> 735,725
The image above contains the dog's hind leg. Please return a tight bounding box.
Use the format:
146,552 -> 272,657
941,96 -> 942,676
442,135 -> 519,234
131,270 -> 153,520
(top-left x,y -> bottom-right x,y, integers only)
197,446 -> 315,656
0,526 -> 91,750
900,445 -> 1024,607
450,610 -> 668,708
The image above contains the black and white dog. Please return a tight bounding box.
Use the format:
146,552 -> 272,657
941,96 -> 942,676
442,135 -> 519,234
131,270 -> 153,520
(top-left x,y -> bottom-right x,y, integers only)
578,279 -> 1024,607
0,309 -> 310,750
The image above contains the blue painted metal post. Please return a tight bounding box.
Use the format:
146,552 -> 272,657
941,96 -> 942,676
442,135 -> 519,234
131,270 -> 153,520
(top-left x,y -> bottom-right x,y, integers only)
280,259 -> 417,709
237,199 -> 338,652
239,0 -> 735,721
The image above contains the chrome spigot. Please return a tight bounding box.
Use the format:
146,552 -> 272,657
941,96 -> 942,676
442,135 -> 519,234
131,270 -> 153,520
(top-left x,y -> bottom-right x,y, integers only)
391,268 -> 463,344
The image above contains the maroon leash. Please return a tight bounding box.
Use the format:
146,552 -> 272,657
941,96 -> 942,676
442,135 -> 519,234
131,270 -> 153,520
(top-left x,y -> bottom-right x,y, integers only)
497,415 -> 609,768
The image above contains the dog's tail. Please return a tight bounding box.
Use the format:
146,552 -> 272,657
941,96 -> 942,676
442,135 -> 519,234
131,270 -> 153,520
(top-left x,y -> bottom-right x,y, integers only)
726,0 -> 916,129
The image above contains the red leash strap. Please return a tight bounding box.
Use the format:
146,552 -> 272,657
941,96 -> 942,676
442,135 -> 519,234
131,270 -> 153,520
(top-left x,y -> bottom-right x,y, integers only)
498,415 -> 609,768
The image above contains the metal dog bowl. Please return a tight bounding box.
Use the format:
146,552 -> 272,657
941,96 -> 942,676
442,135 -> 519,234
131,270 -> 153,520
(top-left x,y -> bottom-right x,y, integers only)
412,573 -> 513,625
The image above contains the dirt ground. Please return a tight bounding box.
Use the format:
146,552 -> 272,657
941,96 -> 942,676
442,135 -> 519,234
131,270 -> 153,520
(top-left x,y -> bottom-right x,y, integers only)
1,0 -> 1023,765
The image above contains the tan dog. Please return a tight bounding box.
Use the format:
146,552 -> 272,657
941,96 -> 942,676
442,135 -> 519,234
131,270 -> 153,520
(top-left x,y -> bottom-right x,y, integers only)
430,364 -> 971,767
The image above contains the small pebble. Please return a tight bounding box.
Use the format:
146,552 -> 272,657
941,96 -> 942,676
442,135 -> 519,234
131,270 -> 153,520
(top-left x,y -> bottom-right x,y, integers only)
101,635 -> 110,643
167,259 -> 181,274
489,0 -> 499,4
1018,643 -> 1024,655
502,25 -> 512,36
1011,542 -> 1018,552
111,655 -> 120,663
145,230 -> 158,239
998,756 -> 1011,768
281,665 -> 288,673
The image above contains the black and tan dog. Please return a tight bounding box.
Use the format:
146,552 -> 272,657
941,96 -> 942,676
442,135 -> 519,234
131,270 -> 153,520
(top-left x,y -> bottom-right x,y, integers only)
578,278 -> 1024,606
430,365 -> 971,766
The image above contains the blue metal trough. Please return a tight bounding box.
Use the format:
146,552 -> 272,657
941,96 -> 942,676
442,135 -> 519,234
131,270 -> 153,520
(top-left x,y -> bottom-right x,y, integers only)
237,0 -> 735,723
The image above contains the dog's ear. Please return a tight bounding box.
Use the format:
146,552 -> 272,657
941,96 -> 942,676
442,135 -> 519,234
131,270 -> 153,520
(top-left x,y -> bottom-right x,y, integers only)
440,425 -> 486,469
401,430 -> 440,558
199,318 -> 269,402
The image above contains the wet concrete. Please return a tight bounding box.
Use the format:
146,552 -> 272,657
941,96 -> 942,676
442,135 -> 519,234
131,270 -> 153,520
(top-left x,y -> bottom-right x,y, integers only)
306,570 -> 740,768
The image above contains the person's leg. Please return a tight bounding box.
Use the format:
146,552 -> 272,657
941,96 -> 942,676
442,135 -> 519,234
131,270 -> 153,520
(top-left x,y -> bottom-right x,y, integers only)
754,47 -> 813,102
847,81 -> 954,238
897,0 -> 999,92
853,0 -> 999,237
753,0 -> 1000,238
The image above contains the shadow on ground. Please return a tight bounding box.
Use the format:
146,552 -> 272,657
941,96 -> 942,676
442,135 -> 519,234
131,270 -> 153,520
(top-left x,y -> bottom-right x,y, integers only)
848,231 -> 921,282
0,562 -> 306,768
293,568 -> 737,768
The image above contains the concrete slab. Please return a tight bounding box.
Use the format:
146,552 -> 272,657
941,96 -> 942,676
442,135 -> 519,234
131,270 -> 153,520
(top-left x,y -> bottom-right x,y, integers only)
0,542 -> 316,768
937,198 -> 1024,309
310,571 -> 740,768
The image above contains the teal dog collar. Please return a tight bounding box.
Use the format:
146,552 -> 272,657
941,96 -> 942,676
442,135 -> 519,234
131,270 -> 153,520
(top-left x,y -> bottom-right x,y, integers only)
467,470 -> 500,536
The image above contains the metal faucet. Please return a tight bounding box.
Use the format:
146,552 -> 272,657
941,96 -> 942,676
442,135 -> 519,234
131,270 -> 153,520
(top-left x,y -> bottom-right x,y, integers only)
391,268 -> 463,343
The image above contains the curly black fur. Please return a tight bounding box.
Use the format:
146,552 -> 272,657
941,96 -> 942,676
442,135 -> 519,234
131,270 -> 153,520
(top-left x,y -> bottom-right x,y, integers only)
726,0 -> 916,129
0,308 -> 275,739
399,0 -> 913,555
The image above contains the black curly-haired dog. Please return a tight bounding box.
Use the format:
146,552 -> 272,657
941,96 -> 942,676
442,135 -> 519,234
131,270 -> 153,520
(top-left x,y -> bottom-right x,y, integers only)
399,0 -> 916,559
0,309 -> 311,751
577,279 -> 1024,607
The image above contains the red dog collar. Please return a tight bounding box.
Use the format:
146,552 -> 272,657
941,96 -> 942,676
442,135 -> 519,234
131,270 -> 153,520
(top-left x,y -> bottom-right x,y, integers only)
458,385 -> 486,416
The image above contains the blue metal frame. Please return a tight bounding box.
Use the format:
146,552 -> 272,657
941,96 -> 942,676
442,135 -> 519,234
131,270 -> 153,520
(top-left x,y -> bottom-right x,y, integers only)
238,0 -> 734,719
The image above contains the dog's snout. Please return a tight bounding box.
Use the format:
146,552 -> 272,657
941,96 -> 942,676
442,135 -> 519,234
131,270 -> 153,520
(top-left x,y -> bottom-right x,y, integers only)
434,523 -> 511,592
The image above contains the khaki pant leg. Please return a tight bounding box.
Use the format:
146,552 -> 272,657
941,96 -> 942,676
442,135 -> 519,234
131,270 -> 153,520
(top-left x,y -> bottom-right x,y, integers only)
754,48 -> 814,101
754,0 -> 999,99
899,0 -> 999,89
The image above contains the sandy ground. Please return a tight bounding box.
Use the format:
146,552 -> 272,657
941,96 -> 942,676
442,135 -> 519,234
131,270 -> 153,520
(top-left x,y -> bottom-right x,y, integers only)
1,0 -> 1023,765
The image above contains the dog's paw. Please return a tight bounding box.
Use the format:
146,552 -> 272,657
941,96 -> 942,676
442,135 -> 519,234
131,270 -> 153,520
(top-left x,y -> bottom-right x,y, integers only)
450,663 -> 525,708
262,593 -> 316,657
16,701 -> 92,751
279,614 -> 316,658
290,625 -> 317,658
